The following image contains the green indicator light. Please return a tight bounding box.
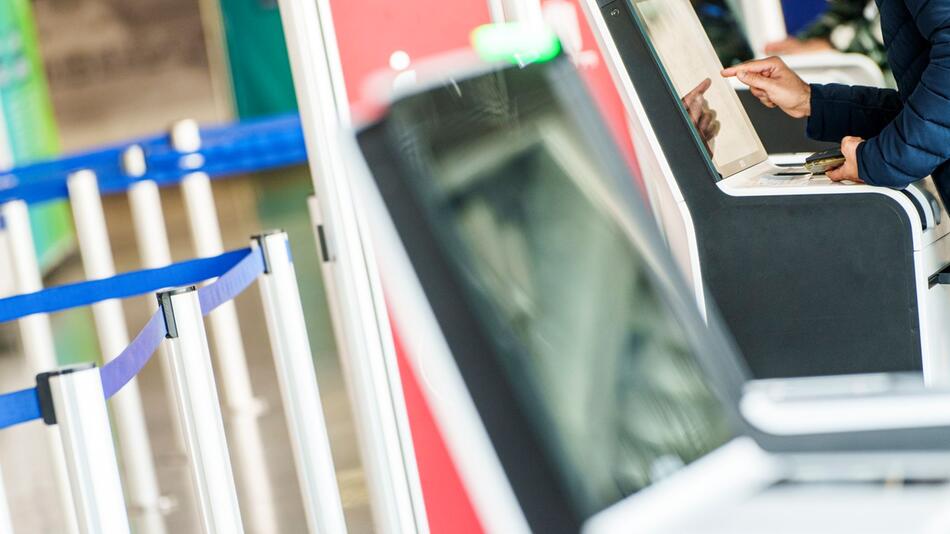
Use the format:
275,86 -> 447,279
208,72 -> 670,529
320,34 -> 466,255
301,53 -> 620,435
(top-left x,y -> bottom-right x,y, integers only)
471,23 -> 562,65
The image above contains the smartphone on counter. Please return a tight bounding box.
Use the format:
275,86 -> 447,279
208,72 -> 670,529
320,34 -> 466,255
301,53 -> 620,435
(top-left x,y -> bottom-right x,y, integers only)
804,148 -> 846,175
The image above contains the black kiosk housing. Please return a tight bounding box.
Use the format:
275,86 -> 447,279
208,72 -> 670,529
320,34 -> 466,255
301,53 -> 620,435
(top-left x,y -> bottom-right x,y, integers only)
594,0 -> 950,379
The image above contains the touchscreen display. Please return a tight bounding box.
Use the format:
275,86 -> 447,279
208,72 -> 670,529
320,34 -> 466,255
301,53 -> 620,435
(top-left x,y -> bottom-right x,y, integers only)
384,65 -> 734,515
632,0 -> 766,176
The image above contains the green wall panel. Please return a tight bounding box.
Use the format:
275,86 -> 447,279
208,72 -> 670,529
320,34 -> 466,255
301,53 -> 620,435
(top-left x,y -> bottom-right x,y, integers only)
221,0 -> 298,118
1,0 -> 72,270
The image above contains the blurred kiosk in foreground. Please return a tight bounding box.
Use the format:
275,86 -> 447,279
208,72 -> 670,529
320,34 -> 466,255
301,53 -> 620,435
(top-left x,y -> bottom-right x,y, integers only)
579,0 -> 950,384
352,50 -> 950,534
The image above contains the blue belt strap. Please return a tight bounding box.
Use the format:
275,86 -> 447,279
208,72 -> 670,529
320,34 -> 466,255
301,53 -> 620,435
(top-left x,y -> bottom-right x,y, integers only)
0,388 -> 41,429
0,246 -> 266,429
0,248 -> 252,324
99,247 -> 265,398
99,312 -> 167,399
199,247 -> 265,315
0,113 -> 307,206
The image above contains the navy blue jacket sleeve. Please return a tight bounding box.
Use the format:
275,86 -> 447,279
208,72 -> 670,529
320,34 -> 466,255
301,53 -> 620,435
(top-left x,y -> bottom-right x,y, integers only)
806,83 -> 903,142
858,1 -> 950,188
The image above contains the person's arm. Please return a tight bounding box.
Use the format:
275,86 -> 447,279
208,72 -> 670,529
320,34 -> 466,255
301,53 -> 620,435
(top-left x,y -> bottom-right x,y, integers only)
722,57 -> 900,185
721,58 -> 901,141
857,1 -> 950,188
807,83 -> 902,142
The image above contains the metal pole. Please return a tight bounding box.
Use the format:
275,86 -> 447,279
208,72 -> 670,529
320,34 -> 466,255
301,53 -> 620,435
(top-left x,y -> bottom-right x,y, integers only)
1,200 -> 58,384
277,0 -> 427,530
227,402 -> 280,534
66,170 -> 166,533
166,122 -> 280,532
123,145 -> 173,277
157,287 -> 244,534
0,464 -> 13,534
0,200 -> 80,534
123,145 -> 188,455
37,363 -> 131,534
253,230 -> 347,534
169,119 -> 260,415
0,227 -> 14,298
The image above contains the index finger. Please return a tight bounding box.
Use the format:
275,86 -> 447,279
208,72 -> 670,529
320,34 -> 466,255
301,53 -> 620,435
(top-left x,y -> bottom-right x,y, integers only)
721,58 -> 777,78
683,78 -> 712,100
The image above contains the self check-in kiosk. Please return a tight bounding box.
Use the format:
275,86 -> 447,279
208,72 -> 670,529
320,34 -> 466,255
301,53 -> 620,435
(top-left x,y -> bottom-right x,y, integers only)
582,0 -> 950,383
351,50 -> 950,534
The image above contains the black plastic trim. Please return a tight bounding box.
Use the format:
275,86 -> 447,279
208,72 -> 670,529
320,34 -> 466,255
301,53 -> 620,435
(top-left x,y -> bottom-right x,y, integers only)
157,286 -> 197,339
35,363 -> 97,425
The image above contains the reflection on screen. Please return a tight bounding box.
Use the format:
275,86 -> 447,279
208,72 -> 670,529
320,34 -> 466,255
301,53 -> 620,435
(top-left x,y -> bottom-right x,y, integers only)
397,72 -> 733,515
632,0 -> 765,176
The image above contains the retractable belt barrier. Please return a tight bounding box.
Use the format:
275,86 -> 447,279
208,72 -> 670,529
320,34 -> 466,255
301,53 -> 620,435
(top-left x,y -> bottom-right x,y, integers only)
0,246 -> 265,430
0,231 -> 347,534
0,115 -> 348,533
0,113 -> 307,205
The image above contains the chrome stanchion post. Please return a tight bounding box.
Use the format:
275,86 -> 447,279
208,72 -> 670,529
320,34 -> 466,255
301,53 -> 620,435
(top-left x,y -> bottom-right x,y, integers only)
157,287 -> 244,534
0,464 -> 13,534
169,119 -> 259,414
37,363 -> 131,534
122,145 -> 188,454
253,231 -> 347,534
0,199 -> 80,534
0,200 -> 57,372
123,146 -> 172,271
0,225 -> 14,299
66,170 -> 166,533
169,122 -> 278,534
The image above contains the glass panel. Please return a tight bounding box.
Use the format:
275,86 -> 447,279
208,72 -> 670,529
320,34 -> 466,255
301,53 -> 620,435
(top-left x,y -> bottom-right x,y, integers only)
633,0 -> 766,176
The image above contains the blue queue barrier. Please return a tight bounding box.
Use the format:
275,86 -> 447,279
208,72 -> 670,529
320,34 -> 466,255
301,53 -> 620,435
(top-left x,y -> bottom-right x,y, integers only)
0,112 -> 346,533
0,113 -> 309,532
0,113 -> 308,206
0,246 -> 263,429
0,233 -> 347,534
0,246 -> 261,533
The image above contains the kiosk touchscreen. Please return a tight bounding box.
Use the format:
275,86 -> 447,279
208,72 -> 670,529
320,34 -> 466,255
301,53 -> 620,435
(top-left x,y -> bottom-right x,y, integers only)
585,0 -> 950,383
353,53 -> 950,534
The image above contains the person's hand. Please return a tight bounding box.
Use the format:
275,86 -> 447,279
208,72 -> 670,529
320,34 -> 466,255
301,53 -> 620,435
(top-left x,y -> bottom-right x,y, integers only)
721,57 -> 812,118
764,37 -> 834,55
682,78 -> 720,152
826,136 -> 865,183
